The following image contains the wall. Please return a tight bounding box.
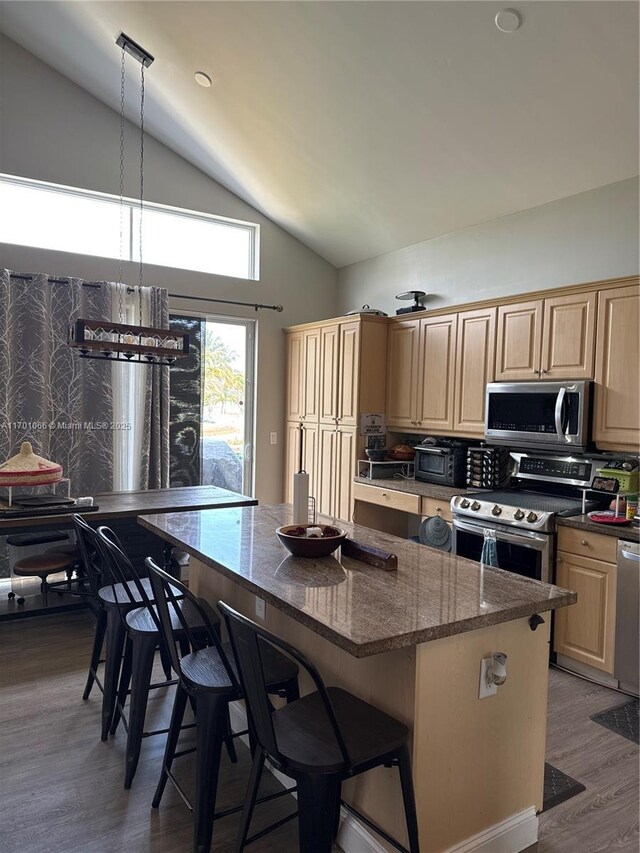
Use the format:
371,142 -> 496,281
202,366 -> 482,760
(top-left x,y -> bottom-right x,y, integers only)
0,34 -> 338,504
337,177 -> 639,316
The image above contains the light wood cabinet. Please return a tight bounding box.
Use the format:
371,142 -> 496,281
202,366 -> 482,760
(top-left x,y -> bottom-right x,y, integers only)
284,328 -> 320,422
594,284 -> 640,451
317,424 -> 357,522
453,307 -> 496,435
386,315 -> 457,431
540,291 -> 596,379
283,421 -> 317,506
386,320 -> 421,428
495,300 -> 543,381
554,548 -> 616,674
417,313 -> 457,431
285,317 -> 388,520
496,292 -> 596,382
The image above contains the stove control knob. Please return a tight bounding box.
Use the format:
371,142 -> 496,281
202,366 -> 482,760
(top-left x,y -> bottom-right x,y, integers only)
491,504 -> 503,516
526,511 -> 538,524
514,509 -> 525,521
471,501 -> 481,511
459,498 -> 471,509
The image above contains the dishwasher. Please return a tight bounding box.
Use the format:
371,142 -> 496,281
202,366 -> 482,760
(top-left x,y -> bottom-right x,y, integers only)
615,539 -> 640,696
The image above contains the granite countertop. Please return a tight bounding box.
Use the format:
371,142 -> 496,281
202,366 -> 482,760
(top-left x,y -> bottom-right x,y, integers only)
557,514 -> 640,542
353,476 -> 467,502
139,503 -> 575,659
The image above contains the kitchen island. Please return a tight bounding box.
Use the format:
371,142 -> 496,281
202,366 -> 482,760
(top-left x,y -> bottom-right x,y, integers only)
139,504 -> 575,853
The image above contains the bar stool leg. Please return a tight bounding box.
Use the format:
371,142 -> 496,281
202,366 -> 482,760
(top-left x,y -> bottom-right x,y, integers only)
102,608 -> 127,741
110,637 -> 132,735
40,576 -> 49,607
152,682 -> 189,808
83,609 -> 107,701
194,693 -> 227,853
296,774 -> 342,853
124,635 -> 157,788
233,749 -> 265,853
397,744 -> 421,853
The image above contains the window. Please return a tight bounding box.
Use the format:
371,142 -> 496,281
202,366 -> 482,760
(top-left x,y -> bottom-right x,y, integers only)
0,174 -> 260,280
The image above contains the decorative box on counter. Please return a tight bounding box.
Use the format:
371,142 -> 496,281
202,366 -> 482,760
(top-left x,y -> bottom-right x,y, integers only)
357,459 -> 415,480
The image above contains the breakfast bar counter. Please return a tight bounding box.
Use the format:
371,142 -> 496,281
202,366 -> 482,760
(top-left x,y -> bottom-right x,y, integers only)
139,504 -> 576,853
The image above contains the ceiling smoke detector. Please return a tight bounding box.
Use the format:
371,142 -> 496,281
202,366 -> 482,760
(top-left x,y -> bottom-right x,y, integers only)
495,8 -> 522,33
194,71 -> 213,88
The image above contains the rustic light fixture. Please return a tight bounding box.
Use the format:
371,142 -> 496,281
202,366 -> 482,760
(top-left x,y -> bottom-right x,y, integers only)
69,33 -> 189,365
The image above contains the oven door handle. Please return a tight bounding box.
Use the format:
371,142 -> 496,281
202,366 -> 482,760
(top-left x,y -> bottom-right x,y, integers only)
416,447 -> 446,454
453,517 -> 548,548
554,387 -> 567,442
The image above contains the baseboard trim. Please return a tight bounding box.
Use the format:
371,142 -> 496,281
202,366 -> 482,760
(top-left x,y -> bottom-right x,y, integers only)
442,806 -> 538,853
229,702 -> 538,853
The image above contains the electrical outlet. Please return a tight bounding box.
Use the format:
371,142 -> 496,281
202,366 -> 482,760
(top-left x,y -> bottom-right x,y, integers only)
269,432 -> 278,446
479,657 -> 497,699
255,597 -> 266,620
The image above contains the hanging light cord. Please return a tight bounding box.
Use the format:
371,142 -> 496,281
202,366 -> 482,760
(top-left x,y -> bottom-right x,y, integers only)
118,44 -> 126,289
139,62 -> 145,292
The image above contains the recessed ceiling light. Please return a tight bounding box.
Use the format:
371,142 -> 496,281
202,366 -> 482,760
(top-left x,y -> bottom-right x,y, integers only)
495,8 -> 522,32
194,71 -> 213,88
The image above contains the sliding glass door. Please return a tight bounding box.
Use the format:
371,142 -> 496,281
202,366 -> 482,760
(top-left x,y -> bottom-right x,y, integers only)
169,314 -> 255,496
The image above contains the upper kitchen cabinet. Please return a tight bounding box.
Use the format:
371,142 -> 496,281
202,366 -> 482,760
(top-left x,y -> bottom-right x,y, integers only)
496,292 -> 596,381
495,300 -> 543,381
417,314 -> 458,432
594,283 -> 640,451
285,327 -> 320,422
540,291 -> 596,379
319,319 -> 380,425
453,307 -> 496,435
386,319 -> 421,428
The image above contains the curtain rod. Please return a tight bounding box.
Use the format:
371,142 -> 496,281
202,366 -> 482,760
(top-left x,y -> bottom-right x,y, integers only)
9,274 -> 283,311
168,293 -> 283,312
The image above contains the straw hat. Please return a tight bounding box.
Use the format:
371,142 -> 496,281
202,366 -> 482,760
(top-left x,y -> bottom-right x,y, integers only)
0,442 -> 63,486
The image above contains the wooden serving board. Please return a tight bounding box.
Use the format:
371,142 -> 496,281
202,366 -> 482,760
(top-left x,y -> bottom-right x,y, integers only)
342,538 -> 398,571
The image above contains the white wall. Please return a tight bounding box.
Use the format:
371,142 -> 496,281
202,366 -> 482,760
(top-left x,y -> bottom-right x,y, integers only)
0,33 -> 338,504
337,177 -> 639,316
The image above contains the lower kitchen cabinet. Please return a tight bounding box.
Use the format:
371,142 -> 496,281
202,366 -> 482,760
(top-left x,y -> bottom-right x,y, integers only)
283,421 -> 317,507
317,424 -> 357,522
553,547 -> 617,674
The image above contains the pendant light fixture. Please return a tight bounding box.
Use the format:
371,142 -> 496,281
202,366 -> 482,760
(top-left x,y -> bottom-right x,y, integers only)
69,33 -> 189,365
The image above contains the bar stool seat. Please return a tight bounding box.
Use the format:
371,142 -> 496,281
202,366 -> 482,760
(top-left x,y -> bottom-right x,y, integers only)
272,686 -> 408,773
13,554 -> 74,605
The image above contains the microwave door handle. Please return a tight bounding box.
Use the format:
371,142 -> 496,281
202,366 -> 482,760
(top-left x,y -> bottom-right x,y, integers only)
419,447 -> 446,454
554,387 -> 567,442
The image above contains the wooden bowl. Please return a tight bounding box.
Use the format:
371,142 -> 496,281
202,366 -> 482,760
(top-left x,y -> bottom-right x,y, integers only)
276,524 -> 346,558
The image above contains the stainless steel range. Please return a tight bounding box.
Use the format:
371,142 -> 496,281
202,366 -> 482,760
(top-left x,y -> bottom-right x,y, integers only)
451,452 -> 603,583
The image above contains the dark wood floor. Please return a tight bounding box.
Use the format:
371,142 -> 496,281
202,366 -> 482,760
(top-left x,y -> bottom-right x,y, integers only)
1,612 -> 637,852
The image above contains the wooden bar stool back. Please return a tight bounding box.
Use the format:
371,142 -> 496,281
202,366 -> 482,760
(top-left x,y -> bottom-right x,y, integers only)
218,601 -> 421,853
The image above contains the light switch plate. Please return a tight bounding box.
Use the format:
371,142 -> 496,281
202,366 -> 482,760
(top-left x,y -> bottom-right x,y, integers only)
255,597 -> 266,620
479,657 -> 497,699
269,432 -> 277,445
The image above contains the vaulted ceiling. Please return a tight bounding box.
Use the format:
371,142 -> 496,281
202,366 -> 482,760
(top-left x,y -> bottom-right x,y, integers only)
1,1 -> 638,267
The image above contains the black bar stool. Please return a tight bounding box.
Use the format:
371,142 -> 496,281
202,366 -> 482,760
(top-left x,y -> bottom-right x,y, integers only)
96,526 -> 216,789
218,601 -> 421,853
74,515 -> 173,741
146,559 -> 300,853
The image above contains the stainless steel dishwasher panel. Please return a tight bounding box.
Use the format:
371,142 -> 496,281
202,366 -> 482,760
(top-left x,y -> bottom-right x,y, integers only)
614,539 -> 640,695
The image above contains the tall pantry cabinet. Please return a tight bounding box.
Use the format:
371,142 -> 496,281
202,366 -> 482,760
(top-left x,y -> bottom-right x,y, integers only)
284,316 -> 388,522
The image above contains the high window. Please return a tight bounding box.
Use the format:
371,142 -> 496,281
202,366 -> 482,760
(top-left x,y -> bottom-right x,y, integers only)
0,174 -> 260,280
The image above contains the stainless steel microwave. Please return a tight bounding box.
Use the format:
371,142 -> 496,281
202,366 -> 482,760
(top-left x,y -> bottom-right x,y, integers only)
484,380 -> 592,452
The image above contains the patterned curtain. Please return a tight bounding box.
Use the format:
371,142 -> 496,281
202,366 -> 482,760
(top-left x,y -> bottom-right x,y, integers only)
139,286 -> 170,489
0,269 -> 114,494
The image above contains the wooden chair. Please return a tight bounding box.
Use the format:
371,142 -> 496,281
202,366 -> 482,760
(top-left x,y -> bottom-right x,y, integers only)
218,600 -> 421,853
145,558 -> 300,853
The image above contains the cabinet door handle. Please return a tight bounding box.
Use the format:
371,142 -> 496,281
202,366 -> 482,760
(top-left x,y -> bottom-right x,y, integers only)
581,539 -> 588,546
436,506 -> 442,514
540,368 -> 548,374
381,492 -> 387,498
